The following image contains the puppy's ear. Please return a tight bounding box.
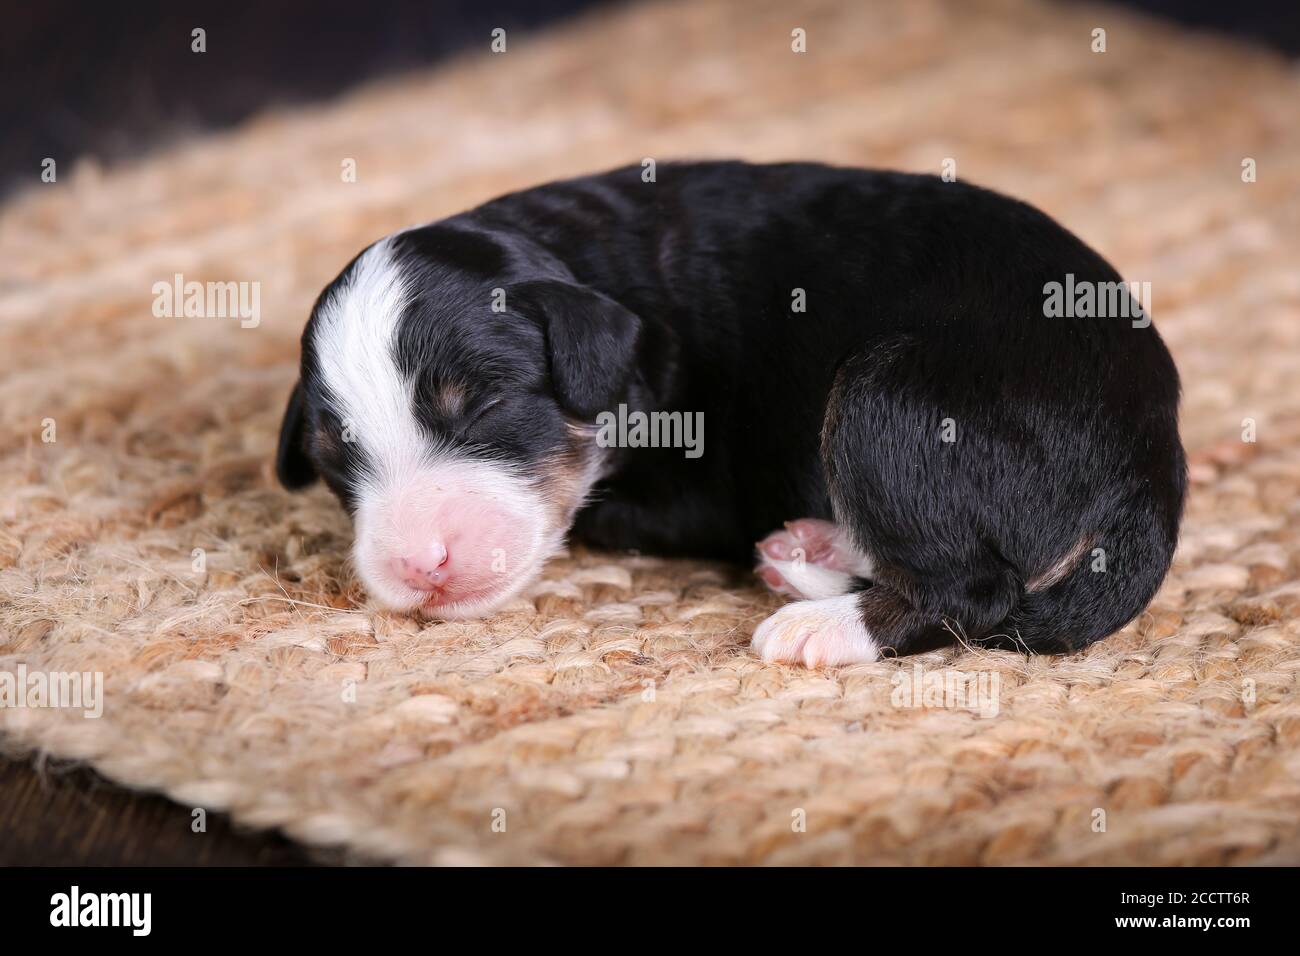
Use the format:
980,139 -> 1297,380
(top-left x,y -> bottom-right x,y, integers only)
275,381 -> 318,489
511,279 -> 642,419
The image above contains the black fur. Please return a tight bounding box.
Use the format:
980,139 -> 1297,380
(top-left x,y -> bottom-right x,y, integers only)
278,161 -> 1187,656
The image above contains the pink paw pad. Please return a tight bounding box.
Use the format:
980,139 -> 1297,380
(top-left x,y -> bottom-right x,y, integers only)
753,517 -> 869,600
757,518 -> 851,570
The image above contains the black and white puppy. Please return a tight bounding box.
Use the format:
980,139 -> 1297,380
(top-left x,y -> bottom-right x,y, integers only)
277,161 -> 1186,666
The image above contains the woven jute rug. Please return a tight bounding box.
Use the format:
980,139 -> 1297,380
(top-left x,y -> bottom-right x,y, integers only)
3,0 -> 1299,865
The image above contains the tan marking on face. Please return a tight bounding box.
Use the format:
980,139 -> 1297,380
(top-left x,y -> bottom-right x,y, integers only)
436,382 -> 467,418
537,422 -> 604,528
313,426 -> 340,457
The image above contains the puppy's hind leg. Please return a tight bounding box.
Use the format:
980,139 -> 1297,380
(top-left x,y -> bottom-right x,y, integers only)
751,339 -> 1017,667
751,520 -> 882,667
754,518 -> 874,600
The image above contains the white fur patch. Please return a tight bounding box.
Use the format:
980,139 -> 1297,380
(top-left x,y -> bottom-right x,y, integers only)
314,239 -> 427,487
751,593 -> 879,667
762,558 -> 856,600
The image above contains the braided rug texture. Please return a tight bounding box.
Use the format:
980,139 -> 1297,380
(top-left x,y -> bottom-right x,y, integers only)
2,0 -> 1299,864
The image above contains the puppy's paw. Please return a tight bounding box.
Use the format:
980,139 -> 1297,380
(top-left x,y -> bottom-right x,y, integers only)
750,593 -> 879,668
755,519 -> 871,600
757,518 -> 845,566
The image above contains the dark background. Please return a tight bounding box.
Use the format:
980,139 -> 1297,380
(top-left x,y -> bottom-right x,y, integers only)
1,0 -> 612,197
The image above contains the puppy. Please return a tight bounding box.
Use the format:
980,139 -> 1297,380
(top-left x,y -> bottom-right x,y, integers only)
277,161 -> 1186,666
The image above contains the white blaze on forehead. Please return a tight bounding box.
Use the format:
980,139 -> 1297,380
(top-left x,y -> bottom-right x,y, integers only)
314,239 -> 428,485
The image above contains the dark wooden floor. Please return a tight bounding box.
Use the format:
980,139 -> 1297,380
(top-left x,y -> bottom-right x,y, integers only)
0,754 -> 341,865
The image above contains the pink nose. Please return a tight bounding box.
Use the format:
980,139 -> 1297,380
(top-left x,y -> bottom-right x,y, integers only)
392,542 -> 450,591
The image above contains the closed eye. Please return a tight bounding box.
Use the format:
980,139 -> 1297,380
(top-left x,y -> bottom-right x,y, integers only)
462,397 -> 502,431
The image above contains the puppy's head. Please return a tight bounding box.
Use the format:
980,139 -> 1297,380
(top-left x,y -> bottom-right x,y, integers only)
276,225 -> 641,617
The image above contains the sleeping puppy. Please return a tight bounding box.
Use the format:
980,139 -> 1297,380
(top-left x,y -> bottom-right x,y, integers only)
276,161 -> 1186,666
